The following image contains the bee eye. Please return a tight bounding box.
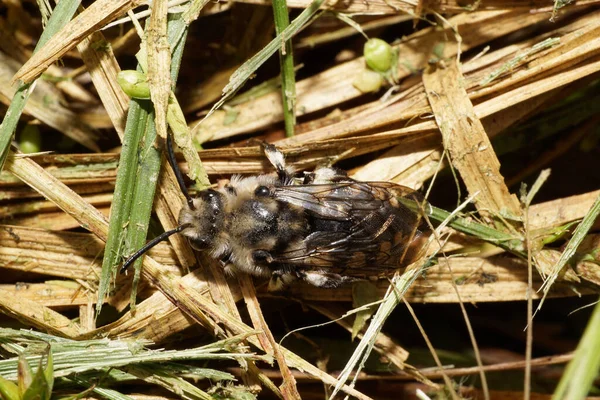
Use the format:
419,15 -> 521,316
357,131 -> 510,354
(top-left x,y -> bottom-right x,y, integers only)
188,237 -> 210,250
255,186 -> 270,197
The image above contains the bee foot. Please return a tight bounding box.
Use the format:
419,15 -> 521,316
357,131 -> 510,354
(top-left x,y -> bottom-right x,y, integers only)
268,272 -> 296,291
302,270 -> 354,288
223,264 -> 238,277
253,250 -> 274,264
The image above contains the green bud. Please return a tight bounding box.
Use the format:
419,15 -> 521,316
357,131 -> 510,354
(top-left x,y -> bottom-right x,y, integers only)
352,69 -> 383,93
117,70 -> 151,99
19,124 -> 42,154
364,38 -> 394,72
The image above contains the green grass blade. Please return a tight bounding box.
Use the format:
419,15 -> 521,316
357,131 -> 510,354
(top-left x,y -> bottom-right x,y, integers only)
400,198 -> 525,256
0,330 -> 265,379
97,98 -> 151,313
0,375 -> 19,400
0,0 -> 81,170
552,297 -> 600,400
540,192 -> 600,299
126,13 -> 190,307
125,106 -> 160,306
66,376 -> 136,400
99,13 -> 190,313
60,363 -> 236,399
273,0 -> 296,137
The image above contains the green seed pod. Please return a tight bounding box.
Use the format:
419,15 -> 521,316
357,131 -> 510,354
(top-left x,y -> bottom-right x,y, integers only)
352,69 -> 383,93
19,124 -> 42,154
364,38 -> 394,73
117,70 -> 151,99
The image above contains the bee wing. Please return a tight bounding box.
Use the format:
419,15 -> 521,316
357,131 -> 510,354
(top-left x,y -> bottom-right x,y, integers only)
272,182 -> 428,274
274,181 -> 418,217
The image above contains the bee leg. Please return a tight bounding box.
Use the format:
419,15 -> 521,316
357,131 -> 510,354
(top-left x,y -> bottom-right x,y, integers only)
252,249 -> 274,264
223,264 -> 239,277
262,143 -> 293,184
303,167 -> 350,184
301,270 -> 355,288
268,271 -> 297,291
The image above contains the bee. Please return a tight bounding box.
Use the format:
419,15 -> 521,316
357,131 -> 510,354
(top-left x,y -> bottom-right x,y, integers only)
122,135 -> 430,289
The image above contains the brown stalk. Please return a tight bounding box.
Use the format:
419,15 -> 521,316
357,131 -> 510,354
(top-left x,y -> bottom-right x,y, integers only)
78,31 -> 130,138
195,10 -> 550,143
0,289 -> 82,338
12,0 -> 145,84
423,60 -> 521,218
239,275 -> 299,399
0,283 -> 94,308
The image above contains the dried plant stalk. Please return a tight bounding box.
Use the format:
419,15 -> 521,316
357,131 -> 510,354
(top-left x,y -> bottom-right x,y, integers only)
0,52 -> 100,151
195,10 -> 550,143
78,31 -> 129,138
239,275 -> 300,399
0,283 -> 94,308
13,0 -> 144,83
0,289 -> 82,337
423,61 -> 521,218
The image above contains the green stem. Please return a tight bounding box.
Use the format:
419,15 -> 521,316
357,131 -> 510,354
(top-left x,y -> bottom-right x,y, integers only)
400,198 -> 526,257
272,0 -> 296,137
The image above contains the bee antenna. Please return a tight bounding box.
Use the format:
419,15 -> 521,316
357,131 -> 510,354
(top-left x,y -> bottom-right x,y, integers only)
119,223 -> 191,274
166,133 -> 195,210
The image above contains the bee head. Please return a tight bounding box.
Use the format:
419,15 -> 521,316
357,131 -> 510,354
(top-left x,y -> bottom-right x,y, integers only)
178,189 -> 226,251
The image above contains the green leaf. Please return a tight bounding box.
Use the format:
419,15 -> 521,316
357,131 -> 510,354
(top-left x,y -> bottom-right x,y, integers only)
0,375 -> 20,400
42,348 -> 53,400
97,12 -> 192,314
17,355 -> 33,397
97,98 -> 152,313
22,349 -> 53,400
126,13 -> 191,308
552,297 -> 600,400
272,0 -> 296,137
351,281 -> 380,340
